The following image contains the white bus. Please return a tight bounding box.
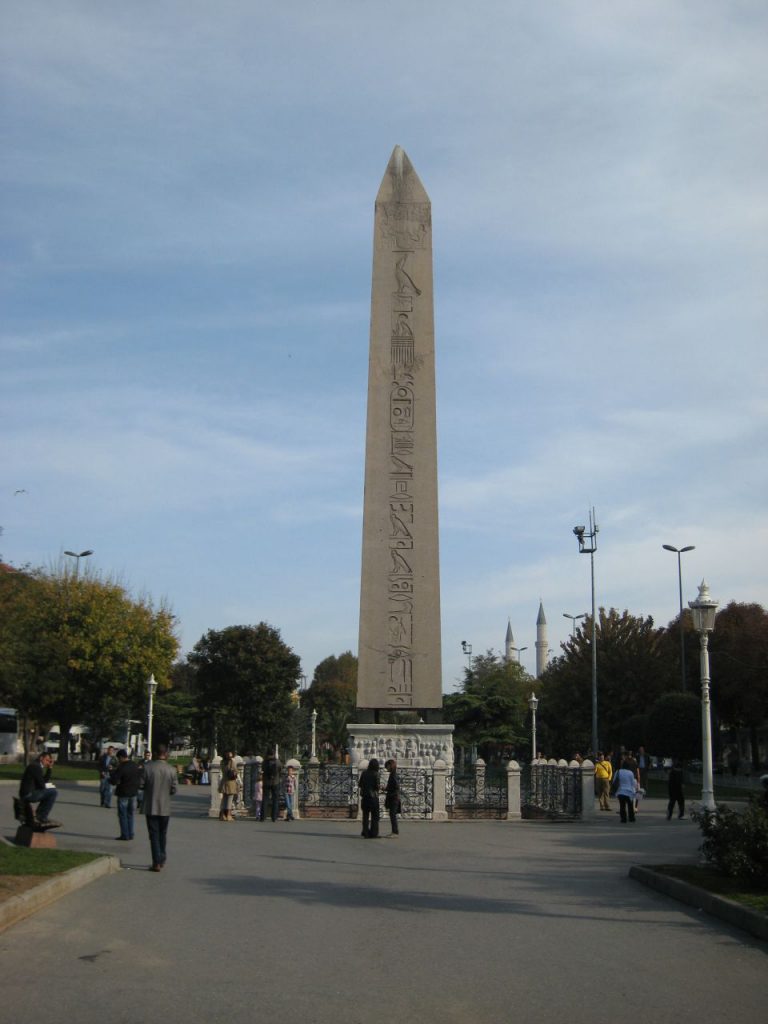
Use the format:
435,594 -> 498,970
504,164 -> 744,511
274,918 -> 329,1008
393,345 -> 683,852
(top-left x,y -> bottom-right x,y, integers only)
0,708 -> 23,758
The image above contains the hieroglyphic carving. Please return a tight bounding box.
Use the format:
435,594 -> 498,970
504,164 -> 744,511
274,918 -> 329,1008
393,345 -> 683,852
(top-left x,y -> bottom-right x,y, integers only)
386,240 -> 424,705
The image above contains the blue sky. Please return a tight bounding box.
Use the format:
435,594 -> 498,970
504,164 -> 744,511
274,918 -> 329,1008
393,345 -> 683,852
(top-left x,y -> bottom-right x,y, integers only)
2,2 -> 766,690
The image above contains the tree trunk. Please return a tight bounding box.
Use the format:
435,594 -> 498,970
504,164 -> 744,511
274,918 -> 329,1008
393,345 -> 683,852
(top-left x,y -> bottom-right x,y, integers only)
58,717 -> 74,765
750,724 -> 760,771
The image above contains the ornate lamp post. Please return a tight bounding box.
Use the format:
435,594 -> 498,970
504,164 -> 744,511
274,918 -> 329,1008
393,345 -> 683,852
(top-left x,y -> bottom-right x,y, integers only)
528,692 -> 539,763
573,508 -> 599,754
689,580 -> 718,812
146,674 -> 158,756
663,543 -> 695,691
310,708 -> 318,763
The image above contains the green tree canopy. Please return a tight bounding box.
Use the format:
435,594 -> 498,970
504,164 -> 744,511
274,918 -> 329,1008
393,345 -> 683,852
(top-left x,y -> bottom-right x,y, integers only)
538,607 -> 675,756
646,692 -> 701,761
0,563 -> 178,760
444,651 -> 529,762
187,623 -> 301,755
304,651 -> 357,755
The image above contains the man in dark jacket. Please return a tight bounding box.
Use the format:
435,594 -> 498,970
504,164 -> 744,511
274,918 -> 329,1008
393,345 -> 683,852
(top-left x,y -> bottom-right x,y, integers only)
110,749 -> 143,840
18,752 -> 61,828
359,758 -> 381,838
261,751 -> 281,822
384,758 -> 401,837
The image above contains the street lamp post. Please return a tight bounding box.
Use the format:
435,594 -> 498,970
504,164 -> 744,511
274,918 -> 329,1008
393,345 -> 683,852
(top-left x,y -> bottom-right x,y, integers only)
563,612 -> 587,637
689,580 -> 718,813
511,645 -> 528,664
461,640 -> 473,672
310,708 -> 318,763
528,692 -> 539,763
64,549 -> 93,577
663,544 -> 695,692
146,674 -> 158,756
573,508 -> 599,754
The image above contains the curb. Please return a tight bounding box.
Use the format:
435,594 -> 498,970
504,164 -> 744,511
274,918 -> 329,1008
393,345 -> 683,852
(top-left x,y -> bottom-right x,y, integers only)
629,865 -> 768,942
0,855 -> 121,933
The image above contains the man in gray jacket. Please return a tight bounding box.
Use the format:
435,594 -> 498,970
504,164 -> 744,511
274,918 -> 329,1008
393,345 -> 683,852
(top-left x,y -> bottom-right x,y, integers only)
143,744 -> 177,872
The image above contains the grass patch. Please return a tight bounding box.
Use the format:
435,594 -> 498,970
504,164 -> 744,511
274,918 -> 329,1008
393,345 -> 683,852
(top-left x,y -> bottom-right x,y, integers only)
653,864 -> 768,914
0,762 -> 99,782
0,845 -> 101,876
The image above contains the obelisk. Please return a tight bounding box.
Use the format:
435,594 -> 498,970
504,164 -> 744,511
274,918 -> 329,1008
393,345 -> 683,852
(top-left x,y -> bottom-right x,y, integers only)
356,146 -> 443,716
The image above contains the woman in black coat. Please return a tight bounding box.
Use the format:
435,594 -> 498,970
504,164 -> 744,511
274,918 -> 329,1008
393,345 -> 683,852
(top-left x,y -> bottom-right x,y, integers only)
358,758 -> 381,838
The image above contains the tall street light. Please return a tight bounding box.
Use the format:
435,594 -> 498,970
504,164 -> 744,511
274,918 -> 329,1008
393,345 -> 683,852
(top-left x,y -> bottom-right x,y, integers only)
146,674 -> 158,756
310,708 -> 318,763
573,508 -> 599,755
64,549 -> 93,577
689,580 -> 718,813
563,612 -> 586,637
528,692 -> 539,763
461,640 -> 473,671
511,645 -> 528,664
662,544 -> 695,692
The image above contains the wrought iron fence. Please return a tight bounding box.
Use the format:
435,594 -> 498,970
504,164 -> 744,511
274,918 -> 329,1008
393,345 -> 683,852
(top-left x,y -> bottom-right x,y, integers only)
520,763 -> 582,818
299,764 -> 358,818
449,769 -> 508,818
397,767 -> 434,819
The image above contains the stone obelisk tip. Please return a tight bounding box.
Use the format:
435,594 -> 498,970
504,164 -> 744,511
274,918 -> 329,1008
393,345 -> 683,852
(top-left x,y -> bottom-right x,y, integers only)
376,145 -> 429,203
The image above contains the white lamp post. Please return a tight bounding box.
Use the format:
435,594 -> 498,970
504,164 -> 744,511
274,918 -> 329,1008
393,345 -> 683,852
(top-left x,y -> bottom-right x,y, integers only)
64,548 -> 93,577
511,645 -> 528,665
528,692 -> 539,764
146,674 -> 158,756
688,580 -> 718,812
310,708 -> 318,763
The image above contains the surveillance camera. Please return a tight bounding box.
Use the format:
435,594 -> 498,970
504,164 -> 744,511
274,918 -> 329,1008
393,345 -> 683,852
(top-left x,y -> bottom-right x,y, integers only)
573,525 -> 585,536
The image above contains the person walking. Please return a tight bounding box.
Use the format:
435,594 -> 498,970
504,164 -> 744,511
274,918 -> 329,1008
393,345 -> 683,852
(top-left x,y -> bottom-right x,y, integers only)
359,757 -> 381,838
111,749 -> 142,840
615,759 -> 638,823
594,751 -> 613,811
261,750 -> 281,822
99,745 -> 116,808
667,760 -> 686,820
143,744 -> 177,872
219,751 -> 239,821
384,758 -> 401,836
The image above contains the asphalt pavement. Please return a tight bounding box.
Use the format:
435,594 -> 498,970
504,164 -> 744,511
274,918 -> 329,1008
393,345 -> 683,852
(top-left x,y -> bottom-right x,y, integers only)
0,782 -> 765,1023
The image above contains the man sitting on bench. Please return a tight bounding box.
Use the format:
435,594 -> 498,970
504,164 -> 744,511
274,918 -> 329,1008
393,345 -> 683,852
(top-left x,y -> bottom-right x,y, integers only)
17,751 -> 62,829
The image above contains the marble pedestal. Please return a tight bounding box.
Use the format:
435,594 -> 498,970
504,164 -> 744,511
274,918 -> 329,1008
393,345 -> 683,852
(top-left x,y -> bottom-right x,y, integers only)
347,722 -> 454,767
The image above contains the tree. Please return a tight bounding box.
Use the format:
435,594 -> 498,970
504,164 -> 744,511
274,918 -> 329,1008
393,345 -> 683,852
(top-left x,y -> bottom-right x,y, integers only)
709,602 -> 768,771
538,608 -> 676,756
187,623 -> 301,755
0,563 -> 178,760
444,651 -> 529,762
647,692 -> 700,761
304,652 -> 357,756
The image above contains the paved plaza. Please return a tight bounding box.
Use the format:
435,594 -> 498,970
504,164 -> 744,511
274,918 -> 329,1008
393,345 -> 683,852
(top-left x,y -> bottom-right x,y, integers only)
1,782 -> 765,1022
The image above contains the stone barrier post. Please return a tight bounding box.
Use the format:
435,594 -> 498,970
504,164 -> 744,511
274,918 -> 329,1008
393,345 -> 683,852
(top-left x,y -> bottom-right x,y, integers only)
432,759 -> 448,821
579,759 -> 597,819
208,754 -> 222,818
505,760 -> 521,820
286,757 -> 301,820
474,757 -> 486,804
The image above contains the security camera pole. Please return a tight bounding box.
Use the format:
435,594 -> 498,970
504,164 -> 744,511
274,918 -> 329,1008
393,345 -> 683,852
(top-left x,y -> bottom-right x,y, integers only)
573,508 -> 599,754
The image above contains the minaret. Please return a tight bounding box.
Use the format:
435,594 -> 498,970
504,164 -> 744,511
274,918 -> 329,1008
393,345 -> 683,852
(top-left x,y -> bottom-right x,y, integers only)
535,600 -> 548,677
505,619 -> 514,664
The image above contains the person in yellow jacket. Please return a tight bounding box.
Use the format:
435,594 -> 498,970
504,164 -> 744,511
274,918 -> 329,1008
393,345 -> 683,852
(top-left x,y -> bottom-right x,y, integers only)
595,751 -> 613,811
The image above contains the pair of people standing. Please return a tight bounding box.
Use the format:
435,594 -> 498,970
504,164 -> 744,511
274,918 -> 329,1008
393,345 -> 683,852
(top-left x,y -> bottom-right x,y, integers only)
358,758 -> 401,838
